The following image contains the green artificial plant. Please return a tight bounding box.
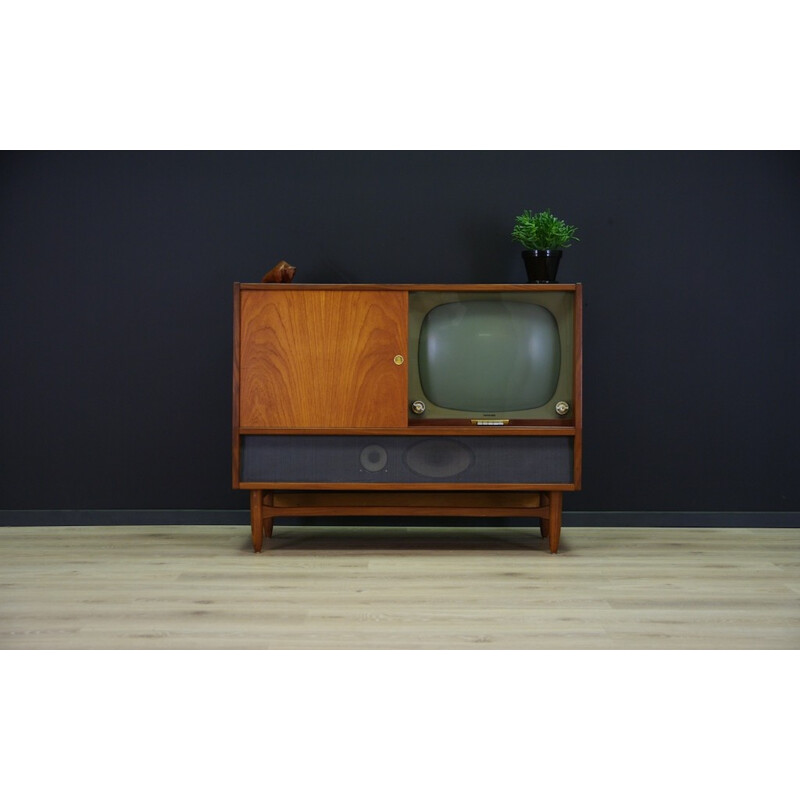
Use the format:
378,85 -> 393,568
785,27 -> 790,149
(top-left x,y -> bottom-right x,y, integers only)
511,209 -> 579,251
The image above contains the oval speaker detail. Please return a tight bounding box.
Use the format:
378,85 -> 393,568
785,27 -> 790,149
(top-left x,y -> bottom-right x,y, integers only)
359,444 -> 388,472
404,439 -> 474,478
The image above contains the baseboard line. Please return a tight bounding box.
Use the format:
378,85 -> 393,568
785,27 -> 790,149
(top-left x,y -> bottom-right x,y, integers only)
564,511 -> 800,527
1,509 -> 799,528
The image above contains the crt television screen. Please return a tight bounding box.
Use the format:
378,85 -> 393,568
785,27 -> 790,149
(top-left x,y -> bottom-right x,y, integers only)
418,300 -> 561,412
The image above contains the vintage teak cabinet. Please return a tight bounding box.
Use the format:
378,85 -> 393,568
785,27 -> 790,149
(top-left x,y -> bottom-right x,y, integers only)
233,283 -> 582,553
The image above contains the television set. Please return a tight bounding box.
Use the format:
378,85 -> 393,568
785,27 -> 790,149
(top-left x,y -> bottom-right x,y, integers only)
407,289 -> 577,424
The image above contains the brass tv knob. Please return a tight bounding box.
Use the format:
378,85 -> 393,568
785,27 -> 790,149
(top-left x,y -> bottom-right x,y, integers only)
411,400 -> 426,415
555,401 -> 570,416
394,355 -> 404,365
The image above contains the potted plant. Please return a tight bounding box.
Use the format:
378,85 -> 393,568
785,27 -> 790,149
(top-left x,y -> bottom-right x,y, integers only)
511,209 -> 579,283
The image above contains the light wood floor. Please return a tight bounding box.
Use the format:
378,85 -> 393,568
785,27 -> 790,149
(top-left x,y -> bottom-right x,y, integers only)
1,525 -> 798,649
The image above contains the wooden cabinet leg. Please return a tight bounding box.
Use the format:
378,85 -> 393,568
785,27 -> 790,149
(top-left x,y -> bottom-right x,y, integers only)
539,492 -> 550,538
263,493 -> 274,539
250,490 -> 264,553
539,515 -> 549,538
547,491 -> 563,554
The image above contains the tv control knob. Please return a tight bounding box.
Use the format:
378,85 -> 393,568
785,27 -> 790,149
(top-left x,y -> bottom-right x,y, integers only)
394,354 -> 405,365
411,400 -> 426,416
555,401 -> 570,416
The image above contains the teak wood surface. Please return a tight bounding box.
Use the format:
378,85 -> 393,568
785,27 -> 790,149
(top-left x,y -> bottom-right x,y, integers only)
248,489 -> 564,555
239,289 -> 408,429
236,283 -> 579,292
233,283 -> 582,553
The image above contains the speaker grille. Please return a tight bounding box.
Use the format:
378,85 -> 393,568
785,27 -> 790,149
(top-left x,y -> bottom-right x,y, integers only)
404,439 -> 474,477
359,445 -> 388,472
240,435 -> 573,485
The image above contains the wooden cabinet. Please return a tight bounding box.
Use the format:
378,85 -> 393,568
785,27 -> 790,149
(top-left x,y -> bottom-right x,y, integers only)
233,283 -> 582,554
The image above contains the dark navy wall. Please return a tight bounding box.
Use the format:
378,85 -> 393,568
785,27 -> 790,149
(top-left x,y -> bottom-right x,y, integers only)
1,151 -> 799,524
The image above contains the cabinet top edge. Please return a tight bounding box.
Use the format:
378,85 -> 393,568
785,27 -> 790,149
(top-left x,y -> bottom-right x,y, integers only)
236,283 -> 581,291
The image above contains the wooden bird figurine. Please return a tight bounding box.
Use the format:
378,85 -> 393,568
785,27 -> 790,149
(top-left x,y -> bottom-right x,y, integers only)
261,260 -> 297,283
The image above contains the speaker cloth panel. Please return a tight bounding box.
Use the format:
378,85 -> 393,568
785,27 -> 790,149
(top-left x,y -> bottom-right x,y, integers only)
240,435 -> 573,485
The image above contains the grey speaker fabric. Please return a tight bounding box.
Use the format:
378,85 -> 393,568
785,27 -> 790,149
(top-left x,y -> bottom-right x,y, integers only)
240,435 -> 573,484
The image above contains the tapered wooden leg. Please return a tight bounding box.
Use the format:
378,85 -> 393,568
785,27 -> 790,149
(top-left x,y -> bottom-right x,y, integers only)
539,516 -> 549,538
263,493 -> 274,539
250,490 -> 264,553
539,492 -> 550,537
547,491 -> 563,554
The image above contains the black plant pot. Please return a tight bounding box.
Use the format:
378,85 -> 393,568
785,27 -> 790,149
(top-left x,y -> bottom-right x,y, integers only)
521,249 -> 562,283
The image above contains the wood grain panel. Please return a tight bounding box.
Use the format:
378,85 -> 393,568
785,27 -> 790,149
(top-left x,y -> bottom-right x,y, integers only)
232,283 -> 242,488
573,283 -> 583,489
238,481 -> 577,491
238,426 -> 578,436
239,289 -> 408,428
271,491 -> 543,508
237,283 -> 580,293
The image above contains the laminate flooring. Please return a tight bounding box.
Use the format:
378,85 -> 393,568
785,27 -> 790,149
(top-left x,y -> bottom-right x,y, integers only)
1,525 -> 798,649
